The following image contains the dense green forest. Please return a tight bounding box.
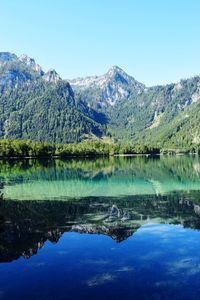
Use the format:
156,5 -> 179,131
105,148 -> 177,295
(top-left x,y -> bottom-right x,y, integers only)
0,56 -> 106,143
0,139 -> 162,158
0,139 -> 199,158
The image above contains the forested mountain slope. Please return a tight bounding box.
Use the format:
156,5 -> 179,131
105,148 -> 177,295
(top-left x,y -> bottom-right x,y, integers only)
107,77 -> 200,144
0,52 -> 106,143
142,100 -> 200,149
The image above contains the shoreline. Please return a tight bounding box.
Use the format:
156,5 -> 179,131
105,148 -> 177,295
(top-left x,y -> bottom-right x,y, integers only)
0,153 -> 199,160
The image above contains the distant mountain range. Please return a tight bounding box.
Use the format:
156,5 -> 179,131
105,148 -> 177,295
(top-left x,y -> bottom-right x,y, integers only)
0,51 -> 200,148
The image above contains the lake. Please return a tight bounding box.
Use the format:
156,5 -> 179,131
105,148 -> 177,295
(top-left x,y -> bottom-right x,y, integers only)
0,156 -> 200,300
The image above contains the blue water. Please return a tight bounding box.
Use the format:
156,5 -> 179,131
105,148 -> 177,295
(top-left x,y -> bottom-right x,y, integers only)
1,225 -> 200,300
0,157 -> 200,299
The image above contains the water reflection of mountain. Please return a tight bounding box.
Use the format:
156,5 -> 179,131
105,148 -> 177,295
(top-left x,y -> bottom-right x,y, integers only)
1,193 -> 200,263
0,156 -> 200,200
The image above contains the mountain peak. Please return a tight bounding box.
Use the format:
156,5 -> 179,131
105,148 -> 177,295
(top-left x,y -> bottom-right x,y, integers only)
106,65 -> 138,81
43,69 -> 61,83
19,54 -> 36,66
68,66 -> 145,107
106,65 -> 126,78
108,65 -> 123,72
19,54 -> 44,75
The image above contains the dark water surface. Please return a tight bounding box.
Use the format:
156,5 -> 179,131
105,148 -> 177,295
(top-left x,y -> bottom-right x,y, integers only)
0,156 -> 200,299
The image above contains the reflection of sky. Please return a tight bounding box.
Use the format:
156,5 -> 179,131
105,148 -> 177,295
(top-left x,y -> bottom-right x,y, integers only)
1,224 -> 200,299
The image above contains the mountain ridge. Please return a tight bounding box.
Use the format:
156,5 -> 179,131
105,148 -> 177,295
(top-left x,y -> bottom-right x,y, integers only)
0,51 -> 200,149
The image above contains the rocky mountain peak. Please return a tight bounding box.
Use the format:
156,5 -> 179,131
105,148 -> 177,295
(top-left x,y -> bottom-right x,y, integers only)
19,54 -> 44,75
104,65 -> 130,84
68,66 -> 145,107
19,54 -> 36,66
107,65 -> 124,75
105,65 -> 144,87
43,69 -> 61,83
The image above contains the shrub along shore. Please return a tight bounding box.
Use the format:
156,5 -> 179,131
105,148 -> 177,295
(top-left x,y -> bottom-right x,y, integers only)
0,139 -> 199,158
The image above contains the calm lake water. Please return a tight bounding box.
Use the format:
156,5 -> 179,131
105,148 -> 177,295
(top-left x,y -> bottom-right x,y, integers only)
0,156 -> 200,300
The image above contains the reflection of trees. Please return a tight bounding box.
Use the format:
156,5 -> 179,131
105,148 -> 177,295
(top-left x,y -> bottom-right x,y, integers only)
1,193 -> 200,263
0,181 -> 4,200
0,156 -> 199,186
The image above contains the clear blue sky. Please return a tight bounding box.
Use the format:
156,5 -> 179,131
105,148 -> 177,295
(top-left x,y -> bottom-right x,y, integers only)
1,0 -> 200,86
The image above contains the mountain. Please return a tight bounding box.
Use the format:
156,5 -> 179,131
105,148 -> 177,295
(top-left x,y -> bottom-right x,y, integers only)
0,51 -> 200,149
107,76 -> 200,146
68,65 -> 145,108
70,67 -> 200,147
19,54 -> 44,75
143,100 -> 200,149
0,53 -> 106,143
0,52 -> 17,63
43,69 -> 61,83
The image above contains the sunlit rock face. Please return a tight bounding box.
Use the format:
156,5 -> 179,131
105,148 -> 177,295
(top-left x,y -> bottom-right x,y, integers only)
19,54 -> 44,75
0,67 -> 33,90
43,69 -> 61,83
0,53 -> 44,90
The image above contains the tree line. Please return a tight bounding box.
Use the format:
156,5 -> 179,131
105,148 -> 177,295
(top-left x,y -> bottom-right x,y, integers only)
0,139 -> 161,158
0,139 -> 199,158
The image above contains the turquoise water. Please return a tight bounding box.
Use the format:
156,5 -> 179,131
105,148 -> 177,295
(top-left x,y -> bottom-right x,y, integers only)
0,156 -> 200,300
1,156 -> 200,200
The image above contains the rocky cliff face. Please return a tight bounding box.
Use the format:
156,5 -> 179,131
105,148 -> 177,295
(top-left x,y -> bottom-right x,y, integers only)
43,68 -> 61,83
0,53 -> 43,91
19,54 -> 44,75
0,52 -> 59,86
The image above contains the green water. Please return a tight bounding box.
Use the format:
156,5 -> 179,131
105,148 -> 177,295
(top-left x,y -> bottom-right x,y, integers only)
0,156 -> 200,200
